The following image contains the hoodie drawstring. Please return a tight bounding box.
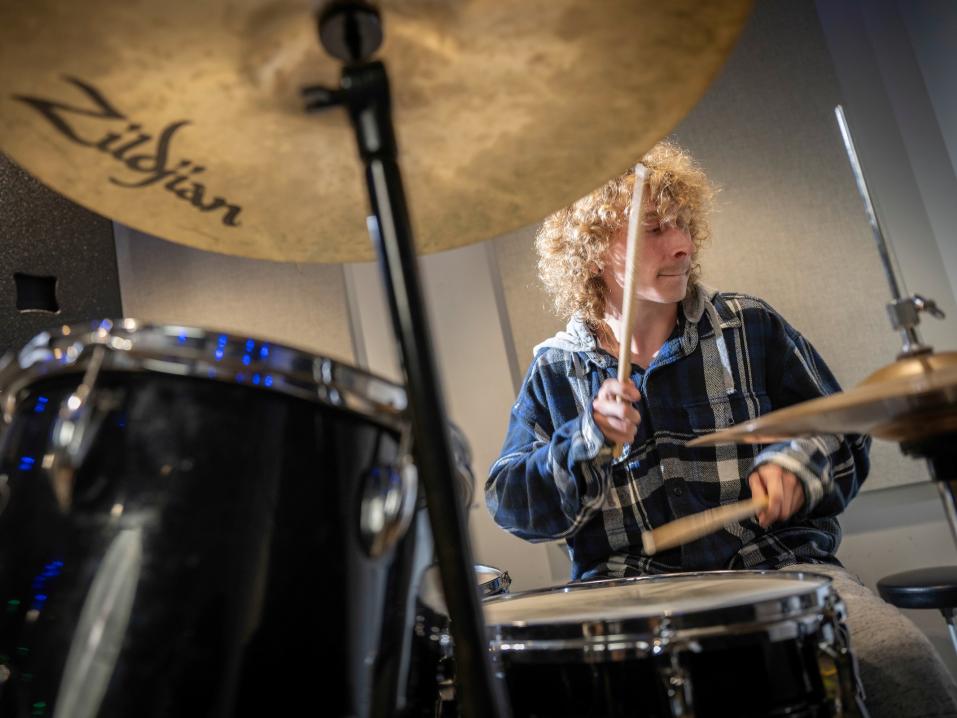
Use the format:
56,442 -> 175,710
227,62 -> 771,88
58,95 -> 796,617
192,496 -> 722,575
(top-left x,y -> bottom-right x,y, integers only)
705,301 -> 736,395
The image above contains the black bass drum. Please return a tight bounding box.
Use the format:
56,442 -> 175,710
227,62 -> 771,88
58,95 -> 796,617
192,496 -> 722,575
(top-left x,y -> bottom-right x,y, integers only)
0,320 -> 418,718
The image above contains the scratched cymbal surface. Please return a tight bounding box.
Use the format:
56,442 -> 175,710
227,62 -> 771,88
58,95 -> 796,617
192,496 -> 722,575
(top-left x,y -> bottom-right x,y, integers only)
0,0 -> 752,262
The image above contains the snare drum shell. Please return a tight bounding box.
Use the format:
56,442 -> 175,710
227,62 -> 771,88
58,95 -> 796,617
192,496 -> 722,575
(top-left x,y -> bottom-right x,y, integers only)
485,572 -> 849,718
494,628 -> 831,718
0,332 -> 415,718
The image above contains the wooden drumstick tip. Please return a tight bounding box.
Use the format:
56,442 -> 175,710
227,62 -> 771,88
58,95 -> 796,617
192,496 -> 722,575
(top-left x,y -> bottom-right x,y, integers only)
641,530 -> 656,555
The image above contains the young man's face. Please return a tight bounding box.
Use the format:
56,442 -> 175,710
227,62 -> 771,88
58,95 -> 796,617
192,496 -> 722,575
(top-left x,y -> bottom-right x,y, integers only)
602,206 -> 694,307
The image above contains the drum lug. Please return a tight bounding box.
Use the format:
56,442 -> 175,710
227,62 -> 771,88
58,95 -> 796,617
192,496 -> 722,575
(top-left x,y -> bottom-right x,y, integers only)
817,640 -> 863,718
818,598 -> 870,718
658,651 -> 695,718
358,431 -> 418,558
652,618 -> 696,718
0,350 -> 17,424
436,675 -> 456,717
47,345 -> 114,512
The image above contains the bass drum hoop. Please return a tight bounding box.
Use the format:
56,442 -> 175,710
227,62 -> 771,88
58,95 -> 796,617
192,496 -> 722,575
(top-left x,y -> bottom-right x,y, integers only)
0,318 -> 408,431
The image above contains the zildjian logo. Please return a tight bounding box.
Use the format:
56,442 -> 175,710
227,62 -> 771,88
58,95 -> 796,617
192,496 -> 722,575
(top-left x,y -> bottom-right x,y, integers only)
13,76 -> 242,228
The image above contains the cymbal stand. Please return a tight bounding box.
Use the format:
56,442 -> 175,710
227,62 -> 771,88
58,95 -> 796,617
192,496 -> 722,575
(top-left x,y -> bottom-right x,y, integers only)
835,105 -> 946,359
835,105 -> 957,545
304,3 -> 509,717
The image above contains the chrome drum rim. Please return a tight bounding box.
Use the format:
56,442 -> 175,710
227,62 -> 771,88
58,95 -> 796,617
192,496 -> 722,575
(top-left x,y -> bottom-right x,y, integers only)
484,570 -> 838,662
0,319 -> 407,430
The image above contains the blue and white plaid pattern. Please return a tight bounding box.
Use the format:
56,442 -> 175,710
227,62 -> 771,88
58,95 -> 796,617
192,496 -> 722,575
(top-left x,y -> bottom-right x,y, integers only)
486,285 -> 871,581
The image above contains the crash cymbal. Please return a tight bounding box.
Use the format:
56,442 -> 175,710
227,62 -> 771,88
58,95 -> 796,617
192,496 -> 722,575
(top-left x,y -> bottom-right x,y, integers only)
0,0 -> 752,263
687,352 -> 957,446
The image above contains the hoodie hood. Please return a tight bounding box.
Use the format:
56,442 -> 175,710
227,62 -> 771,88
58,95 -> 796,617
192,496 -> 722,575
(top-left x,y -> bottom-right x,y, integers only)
535,281 -> 714,355
532,282 -> 736,394
533,315 -> 600,355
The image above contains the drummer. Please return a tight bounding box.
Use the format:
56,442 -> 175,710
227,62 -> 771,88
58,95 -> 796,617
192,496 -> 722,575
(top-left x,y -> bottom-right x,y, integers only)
486,141 -> 957,714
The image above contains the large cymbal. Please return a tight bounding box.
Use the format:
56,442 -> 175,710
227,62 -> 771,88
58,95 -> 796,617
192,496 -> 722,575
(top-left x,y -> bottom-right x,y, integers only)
688,352 -> 957,447
0,0 -> 752,263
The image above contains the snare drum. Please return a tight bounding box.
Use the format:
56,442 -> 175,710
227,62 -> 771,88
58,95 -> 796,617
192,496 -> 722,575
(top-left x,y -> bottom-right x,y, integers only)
409,564 -> 511,716
0,320 -> 418,718
484,571 -> 866,718
418,564 -> 512,617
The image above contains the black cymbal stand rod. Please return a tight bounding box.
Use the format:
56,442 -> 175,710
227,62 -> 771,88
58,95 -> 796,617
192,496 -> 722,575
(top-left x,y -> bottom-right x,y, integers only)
902,435 -> 957,549
347,69 -> 508,718
308,4 -> 509,717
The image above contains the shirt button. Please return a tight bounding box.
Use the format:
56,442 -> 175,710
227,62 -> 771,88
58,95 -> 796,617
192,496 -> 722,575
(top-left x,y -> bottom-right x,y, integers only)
672,485 -> 684,497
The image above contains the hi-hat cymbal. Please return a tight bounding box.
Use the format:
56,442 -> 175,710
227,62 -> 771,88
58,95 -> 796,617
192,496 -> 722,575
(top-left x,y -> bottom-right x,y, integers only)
0,0 -> 752,263
688,352 -> 957,447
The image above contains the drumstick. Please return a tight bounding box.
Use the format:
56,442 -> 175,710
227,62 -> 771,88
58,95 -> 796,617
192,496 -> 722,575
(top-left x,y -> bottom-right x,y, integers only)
641,496 -> 770,555
613,164 -> 649,459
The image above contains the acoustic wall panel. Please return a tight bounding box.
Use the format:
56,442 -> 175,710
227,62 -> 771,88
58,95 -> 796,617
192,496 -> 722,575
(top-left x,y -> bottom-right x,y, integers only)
0,153 -> 123,353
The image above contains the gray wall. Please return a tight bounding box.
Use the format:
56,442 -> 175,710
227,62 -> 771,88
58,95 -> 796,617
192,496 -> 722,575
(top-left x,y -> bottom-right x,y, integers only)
817,0 -> 957,347
885,0 -> 957,309
114,225 -> 354,362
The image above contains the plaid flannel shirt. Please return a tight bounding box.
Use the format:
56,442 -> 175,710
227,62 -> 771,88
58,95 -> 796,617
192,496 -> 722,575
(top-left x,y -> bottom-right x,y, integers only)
486,284 -> 871,581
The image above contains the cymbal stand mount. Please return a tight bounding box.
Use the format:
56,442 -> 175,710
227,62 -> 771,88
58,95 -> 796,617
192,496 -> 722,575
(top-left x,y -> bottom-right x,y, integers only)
305,2 -> 509,716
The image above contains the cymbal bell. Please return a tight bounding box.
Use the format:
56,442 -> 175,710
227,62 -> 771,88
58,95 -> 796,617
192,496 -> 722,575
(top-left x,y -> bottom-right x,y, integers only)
0,0 -> 752,263
687,352 -> 957,447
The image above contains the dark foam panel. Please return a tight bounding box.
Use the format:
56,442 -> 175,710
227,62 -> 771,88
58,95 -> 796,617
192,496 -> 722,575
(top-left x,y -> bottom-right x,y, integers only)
0,154 -> 122,353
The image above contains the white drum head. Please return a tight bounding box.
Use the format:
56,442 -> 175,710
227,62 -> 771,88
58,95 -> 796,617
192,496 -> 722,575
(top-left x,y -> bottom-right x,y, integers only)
484,572 -> 830,627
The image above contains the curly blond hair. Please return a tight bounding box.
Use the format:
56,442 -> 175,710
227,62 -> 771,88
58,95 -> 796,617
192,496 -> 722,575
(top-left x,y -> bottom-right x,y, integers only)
535,141 -> 715,323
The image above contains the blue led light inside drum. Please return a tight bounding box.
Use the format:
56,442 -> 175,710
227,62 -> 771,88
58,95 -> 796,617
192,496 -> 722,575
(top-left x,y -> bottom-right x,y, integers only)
28,560 -> 63,614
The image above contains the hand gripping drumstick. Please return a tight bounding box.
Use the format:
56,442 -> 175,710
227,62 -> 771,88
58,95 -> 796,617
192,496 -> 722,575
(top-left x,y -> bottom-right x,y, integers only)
641,496 -> 770,555
613,164 -> 649,459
